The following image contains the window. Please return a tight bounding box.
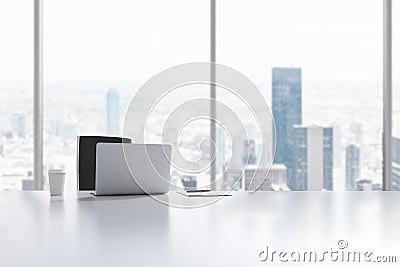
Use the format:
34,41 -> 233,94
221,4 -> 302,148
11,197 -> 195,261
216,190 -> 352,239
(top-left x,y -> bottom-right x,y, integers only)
44,0 -> 209,191
0,1 -> 34,190
217,0 -> 382,191
1,1 -> 394,192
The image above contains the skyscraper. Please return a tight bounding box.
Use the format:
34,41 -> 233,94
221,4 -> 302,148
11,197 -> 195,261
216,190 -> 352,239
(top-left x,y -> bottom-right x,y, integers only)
221,167 -> 243,191
333,125 -> 342,168
255,139 -> 273,168
244,164 -> 289,191
272,67 -> 302,188
107,88 -> 120,135
356,179 -> 373,191
392,136 -> 400,190
11,113 -> 26,137
216,126 -> 226,175
345,144 -> 360,191
323,127 -> 334,190
350,122 -> 363,146
243,139 -> 257,165
181,175 -> 197,190
292,125 -> 333,191
231,135 -> 244,167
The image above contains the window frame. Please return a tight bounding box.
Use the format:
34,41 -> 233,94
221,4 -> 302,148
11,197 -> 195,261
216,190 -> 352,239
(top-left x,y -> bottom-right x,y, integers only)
32,0 -> 393,190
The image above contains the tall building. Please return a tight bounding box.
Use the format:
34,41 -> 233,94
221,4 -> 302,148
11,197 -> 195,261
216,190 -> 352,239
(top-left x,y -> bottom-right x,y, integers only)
231,135 -> 244,167
323,127 -> 334,190
221,167 -> 243,191
356,179 -> 373,191
244,164 -> 289,191
244,166 -> 262,191
292,125 -> 333,191
256,142 -> 272,168
345,144 -> 360,190
216,126 -> 226,175
181,175 -> 197,190
243,139 -> 257,165
11,113 -> 26,137
392,136 -> 400,190
350,122 -> 363,146
107,88 -> 120,135
22,171 -> 34,191
272,67 -> 302,187
333,125 -> 342,168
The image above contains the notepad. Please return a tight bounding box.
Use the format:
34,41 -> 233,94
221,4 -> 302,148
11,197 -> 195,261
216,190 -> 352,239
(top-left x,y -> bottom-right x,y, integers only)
176,190 -> 232,197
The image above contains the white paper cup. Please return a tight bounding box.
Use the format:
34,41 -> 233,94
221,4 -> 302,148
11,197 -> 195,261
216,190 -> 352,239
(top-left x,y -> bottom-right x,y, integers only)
48,169 -> 66,196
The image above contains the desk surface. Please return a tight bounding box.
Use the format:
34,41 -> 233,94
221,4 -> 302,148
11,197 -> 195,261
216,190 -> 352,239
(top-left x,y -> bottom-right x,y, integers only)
0,191 -> 399,267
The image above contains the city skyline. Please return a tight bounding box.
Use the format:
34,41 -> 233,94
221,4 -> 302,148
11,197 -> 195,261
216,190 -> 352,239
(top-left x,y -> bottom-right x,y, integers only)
2,67 -> 388,192
0,0 -> 392,190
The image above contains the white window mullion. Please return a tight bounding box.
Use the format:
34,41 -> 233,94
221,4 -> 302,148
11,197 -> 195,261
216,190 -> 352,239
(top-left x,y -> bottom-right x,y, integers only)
34,0 -> 43,190
383,0 -> 393,191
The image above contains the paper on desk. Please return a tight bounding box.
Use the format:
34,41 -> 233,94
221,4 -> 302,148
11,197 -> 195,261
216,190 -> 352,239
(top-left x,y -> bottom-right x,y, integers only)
176,191 -> 232,197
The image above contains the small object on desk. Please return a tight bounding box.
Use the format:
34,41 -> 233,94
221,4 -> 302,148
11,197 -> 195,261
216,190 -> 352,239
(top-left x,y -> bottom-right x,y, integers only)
177,190 -> 232,197
186,189 -> 211,193
48,169 -> 66,196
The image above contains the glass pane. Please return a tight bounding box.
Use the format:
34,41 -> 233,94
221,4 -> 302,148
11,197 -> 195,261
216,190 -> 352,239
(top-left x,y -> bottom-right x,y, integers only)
44,0 -> 209,191
0,1 -> 34,191
217,0 -> 382,191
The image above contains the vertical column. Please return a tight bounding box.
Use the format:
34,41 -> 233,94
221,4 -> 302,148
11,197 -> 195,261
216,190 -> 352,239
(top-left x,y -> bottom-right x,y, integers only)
210,0 -> 217,190
383,0 -> 392,191
34,0 -> 43,190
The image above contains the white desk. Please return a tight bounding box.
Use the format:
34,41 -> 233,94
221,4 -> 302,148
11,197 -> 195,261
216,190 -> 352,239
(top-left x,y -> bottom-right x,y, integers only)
0,192 -> 399,266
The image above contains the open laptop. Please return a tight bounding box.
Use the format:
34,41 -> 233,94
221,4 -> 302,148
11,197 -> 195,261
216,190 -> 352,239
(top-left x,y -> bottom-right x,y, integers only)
94,143 -> 172,196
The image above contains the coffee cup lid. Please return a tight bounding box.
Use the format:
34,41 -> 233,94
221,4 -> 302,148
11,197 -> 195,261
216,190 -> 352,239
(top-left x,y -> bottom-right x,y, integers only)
48,169 -> 66,174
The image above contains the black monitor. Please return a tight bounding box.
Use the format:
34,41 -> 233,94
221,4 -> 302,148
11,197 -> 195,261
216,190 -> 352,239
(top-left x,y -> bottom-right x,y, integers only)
77,136 -> 131,191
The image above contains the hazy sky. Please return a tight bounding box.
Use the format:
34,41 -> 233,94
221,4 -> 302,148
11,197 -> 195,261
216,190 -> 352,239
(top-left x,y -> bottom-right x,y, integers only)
1,0 -> 399,88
